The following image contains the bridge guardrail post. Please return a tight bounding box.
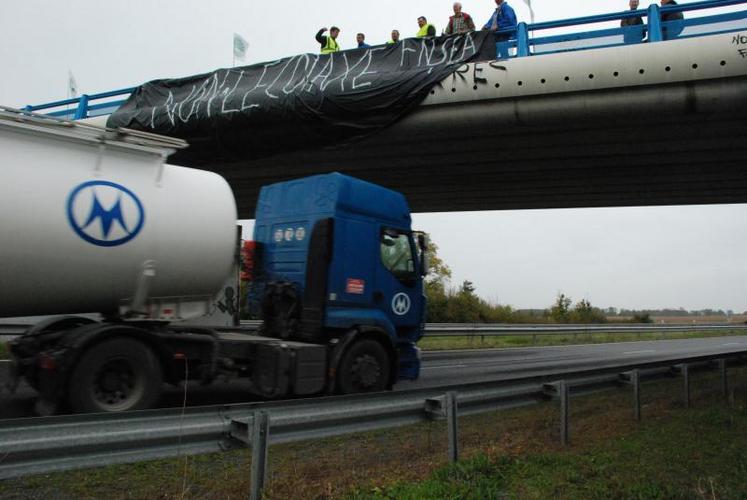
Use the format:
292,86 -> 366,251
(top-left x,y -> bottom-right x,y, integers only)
250,411 -> 270,500
647,4 -> 663,42
516,23 -> 530,57
73,94 -> 89,120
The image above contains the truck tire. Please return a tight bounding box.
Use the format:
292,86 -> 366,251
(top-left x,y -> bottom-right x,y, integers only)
67,338 -> 163,413
336,339 -> 390,394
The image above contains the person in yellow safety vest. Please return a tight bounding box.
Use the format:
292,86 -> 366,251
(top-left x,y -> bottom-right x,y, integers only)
416,16 -> 436,37
387,30 -> 401,44
316,26 -> 341,54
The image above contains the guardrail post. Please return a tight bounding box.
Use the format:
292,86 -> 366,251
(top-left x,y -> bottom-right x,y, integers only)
560,380 -> 569,446
632,369 -> 641,422
250,411 -> 270,500
682,364 -> 690,409
73,94 -> 89,120
719,359 -> 728,399
647,4 -> 663,43
446,391 -> 459,463
516,23 -> 530,57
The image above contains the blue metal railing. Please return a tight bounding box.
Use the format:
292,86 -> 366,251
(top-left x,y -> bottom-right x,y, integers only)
25,0 -> 747,121
23,87 -> 135,121
496,0 -> 747,57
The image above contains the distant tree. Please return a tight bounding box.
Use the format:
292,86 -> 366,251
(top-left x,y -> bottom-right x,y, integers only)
548,293 -> 572,323
631,312 -> 653,323
460,280 -> 476,295
423,236 -> 452,322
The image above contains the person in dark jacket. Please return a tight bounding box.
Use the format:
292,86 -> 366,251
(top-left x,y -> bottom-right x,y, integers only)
660,0 -> 684,40
316,26 -> 341,54
621,0 -> 646,44
483,0 -> 518,59
356,33 -> 371,48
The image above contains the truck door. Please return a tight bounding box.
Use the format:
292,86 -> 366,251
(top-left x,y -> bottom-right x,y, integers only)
375,228 -> 423,333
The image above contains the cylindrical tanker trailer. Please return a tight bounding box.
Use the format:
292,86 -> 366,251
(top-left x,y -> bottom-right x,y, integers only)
1,107 -> 426,415
0,108 -> 237,319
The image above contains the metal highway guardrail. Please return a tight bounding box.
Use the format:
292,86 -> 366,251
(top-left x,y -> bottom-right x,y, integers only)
420,323 -> 747,337
1,349 -> 745,497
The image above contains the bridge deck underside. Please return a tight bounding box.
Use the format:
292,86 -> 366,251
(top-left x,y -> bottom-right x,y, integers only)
178,77 -> 747,218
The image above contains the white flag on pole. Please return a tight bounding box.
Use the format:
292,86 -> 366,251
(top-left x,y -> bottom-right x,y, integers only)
523,0 -> 536,23
233,33 -> 249,61
68,70 -> 78,98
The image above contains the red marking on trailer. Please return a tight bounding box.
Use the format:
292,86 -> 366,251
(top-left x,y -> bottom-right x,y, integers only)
346,278 -> 365,294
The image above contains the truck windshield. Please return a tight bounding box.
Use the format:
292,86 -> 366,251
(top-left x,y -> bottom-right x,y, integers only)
380,229 -> 416,283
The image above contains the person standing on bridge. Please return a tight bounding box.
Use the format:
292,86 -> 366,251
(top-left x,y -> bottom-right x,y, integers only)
621,0 -> 646,44
416,16 -> 437,38
444,2 -> 476,35
660,0 -> 684,40
356,33 -> 371,49
387,30 -> 401,44
483,0 -> 518,59
316,26 -> 341,54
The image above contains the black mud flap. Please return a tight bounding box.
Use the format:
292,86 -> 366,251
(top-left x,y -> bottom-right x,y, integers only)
250,342 -> 327,398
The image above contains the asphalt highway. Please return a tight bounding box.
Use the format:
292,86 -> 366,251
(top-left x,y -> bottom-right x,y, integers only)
1,335 -> 746,420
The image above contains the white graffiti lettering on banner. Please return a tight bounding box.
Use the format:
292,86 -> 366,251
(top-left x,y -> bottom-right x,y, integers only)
148,33 -> 480,129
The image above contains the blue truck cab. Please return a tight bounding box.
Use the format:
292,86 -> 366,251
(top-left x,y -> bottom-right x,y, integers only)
251,172 -> 427,393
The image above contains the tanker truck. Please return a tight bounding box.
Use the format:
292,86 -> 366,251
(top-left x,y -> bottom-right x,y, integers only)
1,106 -> 427,414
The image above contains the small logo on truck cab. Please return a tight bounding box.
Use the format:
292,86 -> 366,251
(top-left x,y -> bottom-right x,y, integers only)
66,180 -> 145,247
392,293 -> 411,315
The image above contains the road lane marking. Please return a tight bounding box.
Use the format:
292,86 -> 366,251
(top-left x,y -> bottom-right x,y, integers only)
721,342 -> 741,346
622,350 -> 657,355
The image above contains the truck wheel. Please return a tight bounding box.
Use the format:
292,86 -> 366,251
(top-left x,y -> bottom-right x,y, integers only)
336,339 -> 390,394
68,338 -> 162,413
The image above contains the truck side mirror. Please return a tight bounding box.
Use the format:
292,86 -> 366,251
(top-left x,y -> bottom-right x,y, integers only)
418,234 -> 430,276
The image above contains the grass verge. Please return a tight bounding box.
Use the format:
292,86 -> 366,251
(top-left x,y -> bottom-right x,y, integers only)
1,367 -> 745,499
419,329 -> 747,351
0,342 -> 7,360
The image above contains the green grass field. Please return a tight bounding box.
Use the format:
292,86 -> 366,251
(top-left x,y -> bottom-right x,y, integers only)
1,367 -> 744,499
418,328 -> 747,351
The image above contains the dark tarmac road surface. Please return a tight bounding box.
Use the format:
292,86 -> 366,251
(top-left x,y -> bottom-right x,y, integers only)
2,335 -> 746,420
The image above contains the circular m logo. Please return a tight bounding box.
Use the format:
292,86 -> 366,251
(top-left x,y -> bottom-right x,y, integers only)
66,180 -> 145,247
391,293 -> 411,316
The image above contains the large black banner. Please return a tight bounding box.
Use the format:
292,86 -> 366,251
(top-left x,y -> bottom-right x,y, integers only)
107,31 -> 494,165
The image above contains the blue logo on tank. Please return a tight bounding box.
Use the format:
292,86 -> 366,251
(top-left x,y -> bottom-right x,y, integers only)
66,180 -> 145,247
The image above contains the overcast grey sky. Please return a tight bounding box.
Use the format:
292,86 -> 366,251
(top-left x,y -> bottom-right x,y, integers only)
2,1 -> 745,312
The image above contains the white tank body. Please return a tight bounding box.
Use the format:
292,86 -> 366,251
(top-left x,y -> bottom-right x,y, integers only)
0,108 -> 238,318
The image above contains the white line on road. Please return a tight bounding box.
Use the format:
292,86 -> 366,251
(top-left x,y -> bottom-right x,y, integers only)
721,342 -> 742,346
622,350 -> 657,355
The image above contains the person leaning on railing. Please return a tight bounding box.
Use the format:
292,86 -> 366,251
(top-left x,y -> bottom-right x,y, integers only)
483,0 -> 518,59
621,0 -> 646,43
444,2 -> 476,35
660,0 -> 684,40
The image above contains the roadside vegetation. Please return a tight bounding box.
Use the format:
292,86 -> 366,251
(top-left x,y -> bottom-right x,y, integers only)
1,367 -> 745,499
419,328 -> 747,351
0,342 -> 7,360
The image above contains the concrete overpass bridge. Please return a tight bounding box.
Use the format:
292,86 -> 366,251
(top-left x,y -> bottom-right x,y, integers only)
24,0 -> 747,217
